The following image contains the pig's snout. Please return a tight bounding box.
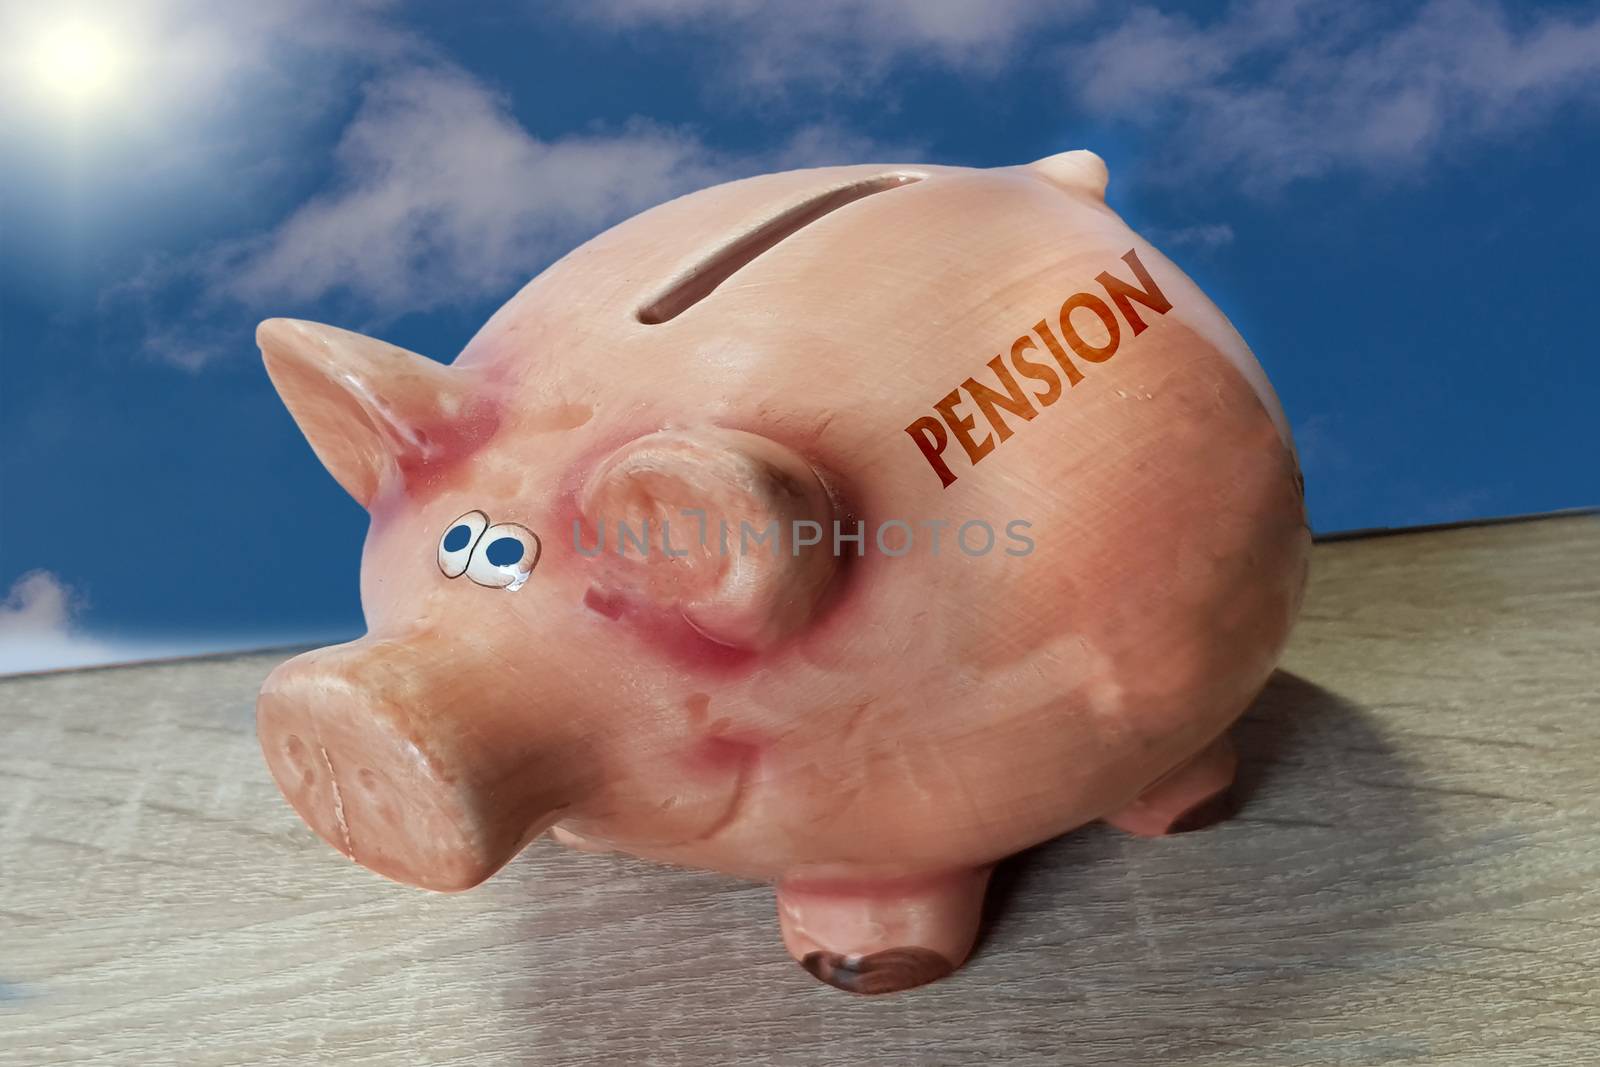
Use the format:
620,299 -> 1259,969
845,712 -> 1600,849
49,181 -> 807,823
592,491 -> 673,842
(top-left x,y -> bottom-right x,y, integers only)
257,638 -> 572,892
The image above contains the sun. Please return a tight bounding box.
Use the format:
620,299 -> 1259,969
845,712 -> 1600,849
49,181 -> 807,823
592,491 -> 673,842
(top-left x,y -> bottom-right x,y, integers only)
30,19 -> 125,106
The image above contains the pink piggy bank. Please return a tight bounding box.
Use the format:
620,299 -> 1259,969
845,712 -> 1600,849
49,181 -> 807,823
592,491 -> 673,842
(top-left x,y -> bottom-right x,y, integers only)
256,149 -> 1308,995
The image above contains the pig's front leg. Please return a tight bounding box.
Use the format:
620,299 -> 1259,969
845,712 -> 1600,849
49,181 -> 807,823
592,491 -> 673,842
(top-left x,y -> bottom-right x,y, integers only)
1101,733 -> 1239,836
776,868 -> 992,994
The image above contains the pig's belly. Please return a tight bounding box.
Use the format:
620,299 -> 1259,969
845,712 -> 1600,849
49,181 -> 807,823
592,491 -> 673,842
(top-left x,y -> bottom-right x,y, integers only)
604,503 -> 1304,881
612,652 -> 1261,883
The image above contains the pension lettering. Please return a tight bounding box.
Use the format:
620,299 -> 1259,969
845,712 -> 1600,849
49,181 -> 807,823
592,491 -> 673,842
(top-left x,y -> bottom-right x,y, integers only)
905,248 -> 1172,488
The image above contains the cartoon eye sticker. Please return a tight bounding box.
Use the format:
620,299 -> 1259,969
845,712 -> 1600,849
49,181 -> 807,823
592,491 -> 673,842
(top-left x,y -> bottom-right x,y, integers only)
438,511 -> 488,578
467,523 -> 540,591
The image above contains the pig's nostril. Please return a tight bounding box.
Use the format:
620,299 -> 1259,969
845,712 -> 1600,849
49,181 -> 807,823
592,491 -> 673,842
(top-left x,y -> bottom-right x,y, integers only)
273,733 -> 328,791
354,767 -> 402,825
281,734 -> 317,785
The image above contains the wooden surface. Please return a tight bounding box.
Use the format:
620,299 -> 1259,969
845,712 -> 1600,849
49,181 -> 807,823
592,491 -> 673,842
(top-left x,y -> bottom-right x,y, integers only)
2,514 -> 1598,1066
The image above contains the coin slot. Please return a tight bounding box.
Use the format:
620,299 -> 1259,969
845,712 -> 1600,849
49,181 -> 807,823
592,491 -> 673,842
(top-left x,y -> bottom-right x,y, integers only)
636,172 -> 924,325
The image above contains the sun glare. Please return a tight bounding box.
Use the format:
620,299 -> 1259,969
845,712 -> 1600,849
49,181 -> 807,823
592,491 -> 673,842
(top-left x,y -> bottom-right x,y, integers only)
30,19 -> 124,106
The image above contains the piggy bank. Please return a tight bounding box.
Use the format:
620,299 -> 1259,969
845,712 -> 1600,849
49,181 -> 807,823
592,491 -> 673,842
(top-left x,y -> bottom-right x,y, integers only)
256,149 -> 1308,995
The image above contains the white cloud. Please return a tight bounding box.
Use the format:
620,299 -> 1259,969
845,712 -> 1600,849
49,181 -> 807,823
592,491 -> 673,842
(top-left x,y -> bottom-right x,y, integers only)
0,570 -> 334,675
1070,0 -> 1600,191
1157,223 -> 1235,249
0,571 -> 134,675
136,64 -> 923,367
0,571 -> 74,635
217,68 -> 732,315
576,0 -> 1600,191
216,67 -> 925,315
578,0 -> 1091,95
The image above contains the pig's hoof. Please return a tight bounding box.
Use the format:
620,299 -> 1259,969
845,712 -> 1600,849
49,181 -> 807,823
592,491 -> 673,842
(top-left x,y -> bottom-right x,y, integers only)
800,947 -> 953,995
1103,733 -> 1240,837
776,867 -> 989,995
1107,784 -> 1238,836
1167,787 -> 1240,834
547,826 -> 613,853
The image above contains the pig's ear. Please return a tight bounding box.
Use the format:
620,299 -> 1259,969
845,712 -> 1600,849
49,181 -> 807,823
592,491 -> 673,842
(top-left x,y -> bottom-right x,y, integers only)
581,428 -> 839,651
257,318 -> 466,507
1025,149 -> 1108,200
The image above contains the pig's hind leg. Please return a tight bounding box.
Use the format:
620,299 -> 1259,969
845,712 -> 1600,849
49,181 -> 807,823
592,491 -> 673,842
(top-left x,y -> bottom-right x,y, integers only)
547,825 -> 615,853
776,867 -> 992,995
1102,732 -> 1239,836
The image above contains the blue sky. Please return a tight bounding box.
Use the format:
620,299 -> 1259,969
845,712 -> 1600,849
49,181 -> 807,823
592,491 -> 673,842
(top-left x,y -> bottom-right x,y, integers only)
2,0 -> 1597,673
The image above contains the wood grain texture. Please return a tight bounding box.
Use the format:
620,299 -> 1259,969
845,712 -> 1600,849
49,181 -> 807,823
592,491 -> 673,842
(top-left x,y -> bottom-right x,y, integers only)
2,514 -> 1597,1066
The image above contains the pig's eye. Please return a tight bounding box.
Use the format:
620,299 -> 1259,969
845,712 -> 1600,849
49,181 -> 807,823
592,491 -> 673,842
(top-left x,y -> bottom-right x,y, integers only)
438,511 -> 488,578
467,523 -> 541,591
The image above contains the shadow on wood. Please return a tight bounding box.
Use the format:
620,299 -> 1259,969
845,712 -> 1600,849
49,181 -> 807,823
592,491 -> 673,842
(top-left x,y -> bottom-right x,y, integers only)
968,669 -> 1436,1060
